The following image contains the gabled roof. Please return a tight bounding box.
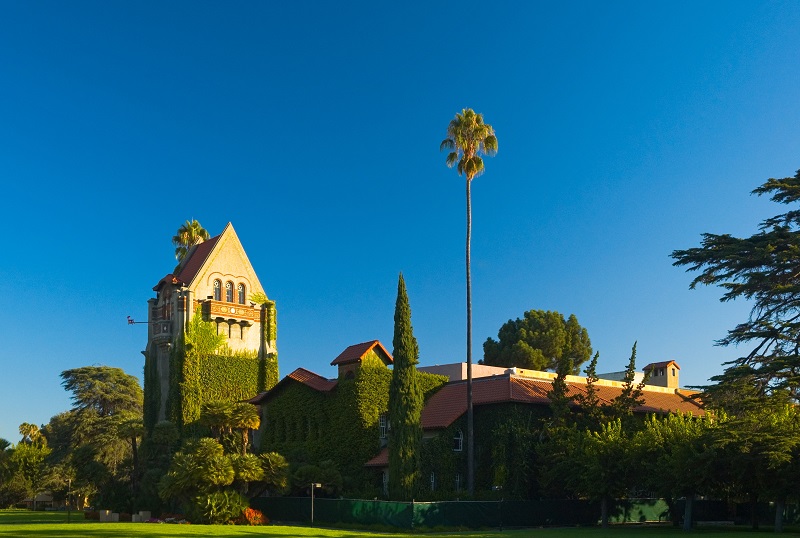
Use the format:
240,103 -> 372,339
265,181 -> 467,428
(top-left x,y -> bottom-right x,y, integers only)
175,235 -> 220,284
365,447 -> 389,468
331,340 -> 393,366
420,374 -> 703,430
153,233 -> 221,291
248,367 -> 338,404
643,360 -> 681,371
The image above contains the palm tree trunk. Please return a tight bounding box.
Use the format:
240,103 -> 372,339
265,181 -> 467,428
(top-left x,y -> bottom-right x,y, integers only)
466,177 -> 474,496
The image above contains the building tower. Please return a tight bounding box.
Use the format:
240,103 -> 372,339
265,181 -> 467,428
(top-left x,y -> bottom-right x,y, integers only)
143,223 -> 277,429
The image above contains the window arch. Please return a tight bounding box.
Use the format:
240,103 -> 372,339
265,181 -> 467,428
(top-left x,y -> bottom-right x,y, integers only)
213,280 -> 221,301
237,283 -> 246,304
225,281 -> 233,302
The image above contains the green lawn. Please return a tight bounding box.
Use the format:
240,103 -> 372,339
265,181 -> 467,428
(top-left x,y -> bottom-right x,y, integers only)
0,510 -> 793,538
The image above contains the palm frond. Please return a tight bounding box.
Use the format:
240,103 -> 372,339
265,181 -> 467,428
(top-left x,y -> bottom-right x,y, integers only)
446,152 -> 459,168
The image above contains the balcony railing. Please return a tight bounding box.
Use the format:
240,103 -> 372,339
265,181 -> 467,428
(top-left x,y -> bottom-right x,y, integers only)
198,300 -> 260,323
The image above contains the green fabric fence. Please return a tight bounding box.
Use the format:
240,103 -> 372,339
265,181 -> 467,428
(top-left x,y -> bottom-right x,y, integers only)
251,497 -> 599,528
251,497 -> 800,529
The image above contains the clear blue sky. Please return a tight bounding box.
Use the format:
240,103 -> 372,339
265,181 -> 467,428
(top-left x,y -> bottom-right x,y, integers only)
1,1 -> 799,443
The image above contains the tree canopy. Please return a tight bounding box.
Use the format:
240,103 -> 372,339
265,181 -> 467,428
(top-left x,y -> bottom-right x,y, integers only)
60,366 -> 143,418
440,108 -> 498,183
482,309 -> 592,372
672,169 -> 800,392
172,219 -> 209,263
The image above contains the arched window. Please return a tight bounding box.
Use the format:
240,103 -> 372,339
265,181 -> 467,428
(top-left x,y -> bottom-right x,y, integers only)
213,280 -> 221,301
225,281 -> 233,302
453,429 -> 463,452
237,283 -> 246,304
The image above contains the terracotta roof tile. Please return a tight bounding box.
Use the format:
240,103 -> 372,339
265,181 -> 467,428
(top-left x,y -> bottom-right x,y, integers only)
421,374 -> 704,430
287,368 -> 338,392
331,341 -> 393,366
365,447 -> 388,467
175,235 -> 220,285
643,360 -> 680,371
248,367 -> 337,404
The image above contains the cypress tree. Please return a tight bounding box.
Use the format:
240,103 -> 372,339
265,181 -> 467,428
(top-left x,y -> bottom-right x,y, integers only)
388,273 -> 423,500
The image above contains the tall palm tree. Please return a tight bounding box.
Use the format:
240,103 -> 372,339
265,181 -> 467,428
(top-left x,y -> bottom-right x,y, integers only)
172,219 -> 210,263
440,108 -> 498,495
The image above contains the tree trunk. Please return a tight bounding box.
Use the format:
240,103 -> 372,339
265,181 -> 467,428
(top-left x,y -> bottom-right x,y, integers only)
466,178 -> 474,496
683,493 -> 694,532
601,495 -> 609,528
750,492 -> 759,530
775,496 -> 785,533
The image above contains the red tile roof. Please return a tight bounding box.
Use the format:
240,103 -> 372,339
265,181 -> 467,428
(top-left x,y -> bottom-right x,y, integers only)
152,234 -> 221,290
175,235 -> 220,284
643,360 -> 680,371
330,340 -> 393,366
248,367 -> 338,404
365,447 -> 388,467
420,374 -> 703,430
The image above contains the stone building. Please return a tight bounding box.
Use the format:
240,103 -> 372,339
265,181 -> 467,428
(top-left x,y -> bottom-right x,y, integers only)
144,222 -> 277,422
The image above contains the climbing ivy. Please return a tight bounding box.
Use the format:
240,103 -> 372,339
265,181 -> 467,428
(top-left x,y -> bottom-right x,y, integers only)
143,350 -> 160,432
259,361 -> 447,496
165,311 -> 278,438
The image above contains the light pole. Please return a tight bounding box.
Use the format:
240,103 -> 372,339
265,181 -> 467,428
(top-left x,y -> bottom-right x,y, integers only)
492,485 -> 503,531
310,483 -> 322,527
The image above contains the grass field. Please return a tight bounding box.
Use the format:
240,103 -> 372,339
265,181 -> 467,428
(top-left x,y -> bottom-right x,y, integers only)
0,510 -> 792,538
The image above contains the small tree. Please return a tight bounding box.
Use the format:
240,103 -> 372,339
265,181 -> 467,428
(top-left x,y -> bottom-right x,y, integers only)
547,355 -> 575,426
609,342 -> 647,427
579,419 -> 633,528
634,413 -> 717,530
387,274 -> 423,500
575,352 -> 605,431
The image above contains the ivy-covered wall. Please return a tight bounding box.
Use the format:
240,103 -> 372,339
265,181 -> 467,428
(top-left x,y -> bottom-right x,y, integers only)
259,361 -> 447,496
162,312 -> 279,437
143,350 -> 160,432
417,403 -> 550,500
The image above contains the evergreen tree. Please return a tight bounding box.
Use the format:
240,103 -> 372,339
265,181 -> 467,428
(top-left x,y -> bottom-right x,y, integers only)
576,352 -> 605,431
547,355 -> 575,426
483,310 -> 592,372
672,169 -> 800,389
387,273 -> 423,500
610,342 -> 647,426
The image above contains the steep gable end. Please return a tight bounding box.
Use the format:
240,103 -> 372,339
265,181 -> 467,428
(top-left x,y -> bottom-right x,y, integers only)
184,222 -> 266,301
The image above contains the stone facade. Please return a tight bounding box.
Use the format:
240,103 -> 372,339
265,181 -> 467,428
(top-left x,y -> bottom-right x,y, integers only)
144,222 -> 276,421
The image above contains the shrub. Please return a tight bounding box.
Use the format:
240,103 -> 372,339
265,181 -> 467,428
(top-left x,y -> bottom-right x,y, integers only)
191,491 -> 248,525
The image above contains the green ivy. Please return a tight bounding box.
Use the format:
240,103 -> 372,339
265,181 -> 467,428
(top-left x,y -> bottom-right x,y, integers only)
259,362 -> 447,496
143,350 -> 160,432
165,311 -> 279,438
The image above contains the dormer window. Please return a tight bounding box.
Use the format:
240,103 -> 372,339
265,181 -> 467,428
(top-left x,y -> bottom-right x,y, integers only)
225,281 -> 233,302
213,280 -> 221,301
237,283 -> 246,304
